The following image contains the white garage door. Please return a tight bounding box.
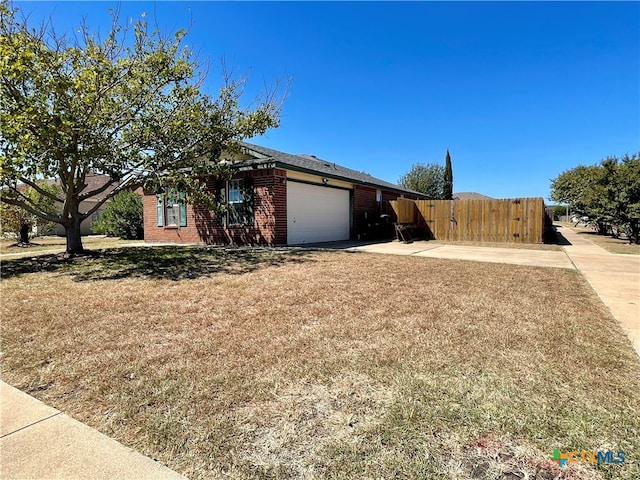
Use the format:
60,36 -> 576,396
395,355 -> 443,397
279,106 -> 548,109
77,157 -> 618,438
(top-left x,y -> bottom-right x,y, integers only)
287,181 -> 351,244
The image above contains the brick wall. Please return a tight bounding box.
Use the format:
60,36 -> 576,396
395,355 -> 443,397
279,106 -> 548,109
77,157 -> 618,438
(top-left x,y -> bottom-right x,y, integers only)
143,168 -> 288,245
142,169 -> 427,245
272,169 -> 287,244
353,185 -> 378,239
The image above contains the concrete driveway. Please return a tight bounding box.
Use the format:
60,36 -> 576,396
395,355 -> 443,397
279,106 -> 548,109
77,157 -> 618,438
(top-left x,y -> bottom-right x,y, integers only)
344,241 -> 576,269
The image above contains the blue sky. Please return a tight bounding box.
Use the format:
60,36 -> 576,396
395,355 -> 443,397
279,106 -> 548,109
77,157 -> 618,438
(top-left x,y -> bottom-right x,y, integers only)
15,1 -> 640,200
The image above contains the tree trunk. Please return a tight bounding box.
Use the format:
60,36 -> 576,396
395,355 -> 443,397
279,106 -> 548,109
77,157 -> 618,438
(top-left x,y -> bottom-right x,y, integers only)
65,212 -> 84,254
631,222 -> 640,245
19,223 -> 30,244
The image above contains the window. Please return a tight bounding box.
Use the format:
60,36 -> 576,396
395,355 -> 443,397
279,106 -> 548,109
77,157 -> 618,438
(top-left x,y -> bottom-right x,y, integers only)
215,178 -> 254,226
228,180 -> 244,225
228,180 -> 243,203
156,189 -> 186,227
165,191 -> 181,226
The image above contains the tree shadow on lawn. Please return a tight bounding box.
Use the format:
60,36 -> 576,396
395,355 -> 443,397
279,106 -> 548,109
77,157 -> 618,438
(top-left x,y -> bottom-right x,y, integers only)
0,245 -> 317,282
576,228 -> 635,242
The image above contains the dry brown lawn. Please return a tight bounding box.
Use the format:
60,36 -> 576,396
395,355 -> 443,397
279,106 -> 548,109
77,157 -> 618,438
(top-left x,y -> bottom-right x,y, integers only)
1,247 -> 638,479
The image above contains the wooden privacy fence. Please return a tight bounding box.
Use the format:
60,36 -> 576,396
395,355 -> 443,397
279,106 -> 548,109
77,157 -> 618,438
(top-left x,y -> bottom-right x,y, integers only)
390,197 -> 546,243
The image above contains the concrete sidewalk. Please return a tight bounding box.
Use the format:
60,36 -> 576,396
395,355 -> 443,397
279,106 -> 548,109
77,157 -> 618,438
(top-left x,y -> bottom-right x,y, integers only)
0,381 -> 187,480
556,225 -> 640,356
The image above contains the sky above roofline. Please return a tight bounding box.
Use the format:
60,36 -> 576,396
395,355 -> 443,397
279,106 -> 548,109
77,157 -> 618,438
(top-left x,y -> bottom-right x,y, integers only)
15,1 -> 640,201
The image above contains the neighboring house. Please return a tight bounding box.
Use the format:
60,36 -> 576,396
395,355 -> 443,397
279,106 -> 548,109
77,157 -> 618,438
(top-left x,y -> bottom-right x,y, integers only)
452,192 -> 494,200
53,174 -> 126,236
10,174 -> 121,236
144,142 -> 428,245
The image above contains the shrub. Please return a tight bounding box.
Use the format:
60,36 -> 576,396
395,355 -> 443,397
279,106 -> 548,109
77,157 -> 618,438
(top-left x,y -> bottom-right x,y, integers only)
93,191 -> 143,239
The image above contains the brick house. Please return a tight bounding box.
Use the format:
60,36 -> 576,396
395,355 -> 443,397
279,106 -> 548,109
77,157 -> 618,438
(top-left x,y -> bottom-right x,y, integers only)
144,143 -> 427,245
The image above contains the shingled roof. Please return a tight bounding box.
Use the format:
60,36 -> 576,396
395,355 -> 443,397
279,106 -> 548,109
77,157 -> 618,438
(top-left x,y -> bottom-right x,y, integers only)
236,142 -> 425,197
453,192 -> 494,200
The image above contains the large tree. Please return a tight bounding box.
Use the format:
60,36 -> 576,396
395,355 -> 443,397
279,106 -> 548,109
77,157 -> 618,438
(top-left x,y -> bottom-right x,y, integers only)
399,163 -> 446,199
444,149 -> 453,200
0,3 -> 284,253
616,154 -> 640,242
550,153 -> 640,243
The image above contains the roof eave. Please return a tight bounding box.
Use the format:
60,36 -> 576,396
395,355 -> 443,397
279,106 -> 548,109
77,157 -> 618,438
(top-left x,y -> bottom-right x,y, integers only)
237,142 -> 428,197
234,160 -> 423,196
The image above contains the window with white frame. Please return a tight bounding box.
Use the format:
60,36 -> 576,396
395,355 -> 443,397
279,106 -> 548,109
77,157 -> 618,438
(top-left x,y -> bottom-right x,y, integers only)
156,189 -> 186,227
165,190 -> 181,226
215,179 -> 254,226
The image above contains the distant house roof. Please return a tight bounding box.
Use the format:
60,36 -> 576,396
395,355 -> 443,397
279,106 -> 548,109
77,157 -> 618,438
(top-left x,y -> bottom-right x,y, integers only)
453,191 -> 494,200
17,174 -> 124,204
236,142 -> 426,197
80,174 -> 121,203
